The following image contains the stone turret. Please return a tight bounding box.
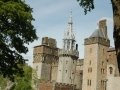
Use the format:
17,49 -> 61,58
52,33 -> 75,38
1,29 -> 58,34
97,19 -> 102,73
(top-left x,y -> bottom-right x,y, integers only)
32,37 -> 58,90
57,12 -> 79,84
99,19 -> 108,39
82,19 -> 110,90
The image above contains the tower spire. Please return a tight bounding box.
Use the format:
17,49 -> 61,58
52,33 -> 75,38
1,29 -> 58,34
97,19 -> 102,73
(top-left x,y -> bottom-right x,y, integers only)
64,11 -> 75,40
68,10 -> 73,24
63,11 -> 76,50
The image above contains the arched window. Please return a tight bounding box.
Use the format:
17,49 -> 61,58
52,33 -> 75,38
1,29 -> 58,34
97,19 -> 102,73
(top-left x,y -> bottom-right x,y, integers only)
109,67 -> 113,74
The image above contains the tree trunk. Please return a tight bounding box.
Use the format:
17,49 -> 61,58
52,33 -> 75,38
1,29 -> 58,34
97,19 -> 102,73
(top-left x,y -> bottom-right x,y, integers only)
111,0 -> 120,75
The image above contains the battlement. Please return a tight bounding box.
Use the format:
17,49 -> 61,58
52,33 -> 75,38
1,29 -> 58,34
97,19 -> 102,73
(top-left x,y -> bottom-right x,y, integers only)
84,37 -> 110,46
42,37 -> 57,48
39,80 -> 77,90
58,49 -> 79,58
55,82 -> 76,90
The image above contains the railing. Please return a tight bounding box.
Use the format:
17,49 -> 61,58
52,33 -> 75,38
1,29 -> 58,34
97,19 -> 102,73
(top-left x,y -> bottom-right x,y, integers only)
58,49 -> 79,57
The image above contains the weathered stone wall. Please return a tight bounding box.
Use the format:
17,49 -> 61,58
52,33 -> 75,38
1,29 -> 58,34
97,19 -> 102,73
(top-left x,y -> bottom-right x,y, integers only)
32,37 -> 59,90
39,81 -> 53,90
82,42 -> 109,90
96,44 -> 108,90
51,62 -> 58,82
39,81 -> 77,90
55,83 -> 76,90
57,56 -> 77,84
107,48 -> 119,76
82,44 -> 98,90
107,76 -> 120,90
84,37 -> 110,46
74,59 -> 83,90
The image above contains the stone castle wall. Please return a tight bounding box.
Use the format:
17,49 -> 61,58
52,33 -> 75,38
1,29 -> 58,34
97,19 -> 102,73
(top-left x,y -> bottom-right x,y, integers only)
84,37 -> 110,46
39,81 -> 77,90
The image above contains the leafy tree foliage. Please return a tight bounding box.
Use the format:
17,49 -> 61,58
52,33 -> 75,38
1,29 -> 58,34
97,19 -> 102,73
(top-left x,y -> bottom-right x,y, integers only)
13,65 -> 33,90
0,0 -> 37,80
77,0 -> 120,74
0,65 -> 33,90
0,75 -> 7,89
77,0 -> 94,14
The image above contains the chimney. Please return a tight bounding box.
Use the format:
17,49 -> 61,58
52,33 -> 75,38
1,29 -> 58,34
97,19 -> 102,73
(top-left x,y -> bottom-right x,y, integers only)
99,19 -> 108,39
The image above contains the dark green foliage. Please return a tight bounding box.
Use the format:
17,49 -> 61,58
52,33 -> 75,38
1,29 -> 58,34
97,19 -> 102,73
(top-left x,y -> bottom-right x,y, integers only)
0,75 -> 7,89
13,65 -> 33,90
0,65 -> 33,90
77,0 -> 94,14
0,0 -> 37,80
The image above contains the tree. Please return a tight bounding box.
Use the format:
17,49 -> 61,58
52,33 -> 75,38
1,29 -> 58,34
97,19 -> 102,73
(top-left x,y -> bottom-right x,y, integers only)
12,65 -> 33,90
77,0 -> 120,74
0,75 -> 7,89
0,0 -> 37,80
0,65 -> 33,90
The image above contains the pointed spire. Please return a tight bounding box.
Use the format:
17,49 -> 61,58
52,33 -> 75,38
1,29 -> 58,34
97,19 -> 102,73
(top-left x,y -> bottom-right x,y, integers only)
68,10 -> 73,24
64,10 -> 75,40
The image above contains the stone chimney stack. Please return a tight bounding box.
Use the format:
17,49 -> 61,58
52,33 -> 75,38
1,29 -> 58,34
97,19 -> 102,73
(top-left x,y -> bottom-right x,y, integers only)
99,19 -> 108,39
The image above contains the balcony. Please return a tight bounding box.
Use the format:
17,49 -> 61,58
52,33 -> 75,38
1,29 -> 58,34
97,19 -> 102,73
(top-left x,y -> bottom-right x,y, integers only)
58,49 -> 79,58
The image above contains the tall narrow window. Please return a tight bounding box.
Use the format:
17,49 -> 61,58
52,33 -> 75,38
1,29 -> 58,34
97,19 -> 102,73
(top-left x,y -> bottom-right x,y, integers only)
103,49 -> 104,54
109,67 -> 113,74
102,61 -> 104,66
87,79 -> 92,86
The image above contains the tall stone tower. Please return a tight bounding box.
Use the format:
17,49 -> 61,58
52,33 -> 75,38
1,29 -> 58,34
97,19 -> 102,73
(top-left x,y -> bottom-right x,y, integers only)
82,19 -> 110,90
32,37 -> 58,89
56,12 -> 79,84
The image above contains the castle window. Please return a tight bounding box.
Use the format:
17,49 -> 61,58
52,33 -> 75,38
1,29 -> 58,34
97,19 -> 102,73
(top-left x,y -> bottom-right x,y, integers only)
106,59 -> 109,62
101,68 -> 103,74
101,68 -> 105,74
103,49 -> 104,54
109,67 -> 113,74
87,79 -> 91,86
103,69 -> 105,74
90,80 -> 91,86
66,70 -> 67,73
102,61 -> 104,66
88,67 -> 92,73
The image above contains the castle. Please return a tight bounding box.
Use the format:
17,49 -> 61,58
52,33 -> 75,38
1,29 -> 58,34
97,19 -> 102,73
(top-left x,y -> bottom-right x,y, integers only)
32,13 -> 120,90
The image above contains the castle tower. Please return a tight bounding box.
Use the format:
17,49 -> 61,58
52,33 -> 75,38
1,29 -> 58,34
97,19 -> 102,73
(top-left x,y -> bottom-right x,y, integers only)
82,19 -> 110,90
32,37 -> 58,89
56,12 -> 79,84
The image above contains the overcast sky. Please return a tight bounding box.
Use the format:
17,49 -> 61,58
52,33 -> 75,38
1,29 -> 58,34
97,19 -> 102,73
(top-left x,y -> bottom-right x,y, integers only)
24,0 -> 114,66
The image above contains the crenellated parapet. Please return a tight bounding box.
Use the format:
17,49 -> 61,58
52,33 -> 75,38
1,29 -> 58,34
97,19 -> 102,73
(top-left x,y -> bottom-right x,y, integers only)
58,49 -> 79,59
39,80 -> 77,90
84,37 -> 110,46
33,42 -> 59,64
55,82 -> 76,90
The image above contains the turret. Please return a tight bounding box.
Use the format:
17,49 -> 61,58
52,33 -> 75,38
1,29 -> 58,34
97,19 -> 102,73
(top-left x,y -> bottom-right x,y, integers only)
57,12 -> 79,84
82,19 -> 110,90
